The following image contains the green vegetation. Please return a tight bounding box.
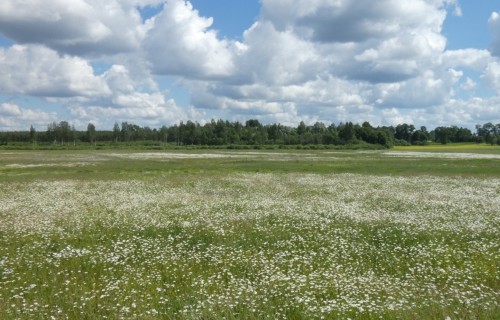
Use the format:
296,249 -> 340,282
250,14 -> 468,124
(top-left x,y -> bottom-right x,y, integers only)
395,142 -> 500,153
1,145 -> 499,180
1,120 -> 499,149
0,148 -> 499,319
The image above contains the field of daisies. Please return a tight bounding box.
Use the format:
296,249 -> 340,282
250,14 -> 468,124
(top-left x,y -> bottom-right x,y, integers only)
0,149 -> 499,319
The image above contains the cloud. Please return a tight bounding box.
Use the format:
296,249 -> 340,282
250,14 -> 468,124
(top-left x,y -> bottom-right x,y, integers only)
483,61 -> 500,93
113,92 -> 165,109
441,49 -> 493,70
231,0 -> 451,89
378,95 -> 500,128
261,0 -> 449,43
489,12 -> 500,56
373,68 -> 463,109
0,43 -> 188,128
0,0 -> 496,131
429,97 -> 500,126
0,102 -> 22,117
144,0 -> 234,78
380,108 -> 415,126
349,30 -> 446,83
0,0 -> 236,78
0,103 -> 58,130
232,21 -> 322,85
183,0 -> 462,124
460,77 -> 477,92
0,45 -> 110,97
0,0 -> 155,56
55,63 -> 188,127
68,98 -> 186,129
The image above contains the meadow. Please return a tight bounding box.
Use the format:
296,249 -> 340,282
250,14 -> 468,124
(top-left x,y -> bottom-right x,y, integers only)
0,145 -> 499,319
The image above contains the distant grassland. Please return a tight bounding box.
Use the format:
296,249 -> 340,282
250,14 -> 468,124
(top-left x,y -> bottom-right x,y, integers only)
0,144 -> 499,180
395,142 -> 500,153
0,147 -> 499,319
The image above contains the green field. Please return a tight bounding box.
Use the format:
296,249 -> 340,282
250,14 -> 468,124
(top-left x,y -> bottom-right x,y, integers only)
0,145 -> 499,319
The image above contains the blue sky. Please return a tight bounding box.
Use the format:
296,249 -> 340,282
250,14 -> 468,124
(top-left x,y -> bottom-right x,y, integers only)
189,0 -> 260,40
443,1 -> 497,50
0,0 -> 499,131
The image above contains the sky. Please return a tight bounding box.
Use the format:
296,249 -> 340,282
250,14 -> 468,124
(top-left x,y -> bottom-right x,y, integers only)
0,0 -> 499,131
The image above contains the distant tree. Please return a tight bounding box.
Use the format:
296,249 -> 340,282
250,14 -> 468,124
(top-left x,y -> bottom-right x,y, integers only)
112,123 -> 120,143
476,122 -> 499,144
434,126 -> 451,144
339,122 -> 355,143
159,125 -> 168,145
46,122 -> 55,143
356,122 -> 380,144
244,119 -> 267,145
297,121 -> 307,136
45,121 -> 70,144
214,119 -> 227,144
361,121 -> 372,129
29,125 -> 37,144
87,123 -> 96,145
71,124 -> 77,145
26,119 -> 499,148
245,119 -> 262,128
312,122 -> 326,134
376,131 -> 391,147
182,120 -> 197,145
121,122 -> 132,142
395,123 -> 415,143
142,126 -> 155,141
455,127 -> 472,142
58,121 -> 71,144
267,123 -> 282,144
410,126 -> 429,145
328,123 -> 337,133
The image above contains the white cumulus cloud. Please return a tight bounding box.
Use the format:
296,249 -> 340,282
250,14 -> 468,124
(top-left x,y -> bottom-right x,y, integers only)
0,103 -> 58,130
0,0 -> 152,56
0,45 -> 110,97
0,0 -> 497,130
184,0 -> 467,125
489,12 -> 500,56
144,0 -> 234,78
68,98 -> 186,129
483,61 -> 500,93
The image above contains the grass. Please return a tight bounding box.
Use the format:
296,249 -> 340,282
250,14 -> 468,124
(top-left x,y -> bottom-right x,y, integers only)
0,147 -> 499,319
394,142 -> 500,153
1,145 -> 499,181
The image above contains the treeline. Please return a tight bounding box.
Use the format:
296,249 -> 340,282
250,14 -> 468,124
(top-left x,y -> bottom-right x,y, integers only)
1,120 -> 499,147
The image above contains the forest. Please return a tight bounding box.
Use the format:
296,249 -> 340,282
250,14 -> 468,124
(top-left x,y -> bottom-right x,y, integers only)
1,120 -> 499,148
